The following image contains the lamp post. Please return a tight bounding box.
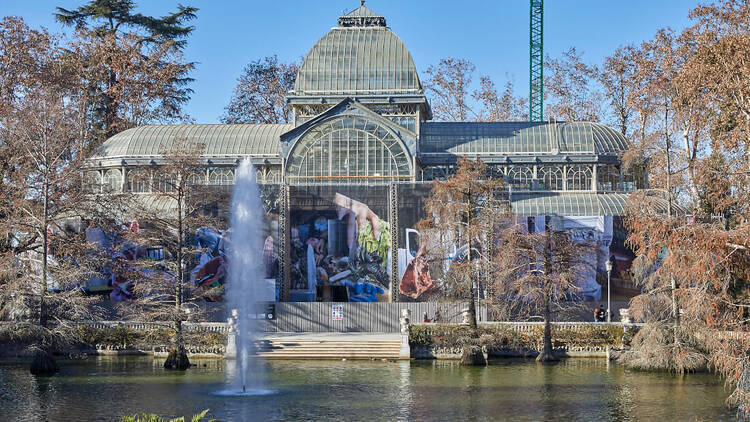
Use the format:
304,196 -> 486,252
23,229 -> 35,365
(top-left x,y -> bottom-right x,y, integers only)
605,259 -> 613,322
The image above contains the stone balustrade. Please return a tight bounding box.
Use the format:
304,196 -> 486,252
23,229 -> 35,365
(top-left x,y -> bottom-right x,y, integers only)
413,321 -> 644,332
64,321 -> 232,333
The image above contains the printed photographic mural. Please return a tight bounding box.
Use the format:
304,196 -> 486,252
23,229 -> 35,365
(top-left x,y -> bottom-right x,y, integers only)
396,184 -> 439,302
80,184 -> 282,302
190,184 -> 281,302
289,185 -> 391,302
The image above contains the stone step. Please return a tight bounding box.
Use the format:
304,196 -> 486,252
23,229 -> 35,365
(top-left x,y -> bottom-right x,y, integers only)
256,339 -> 401,359
256,353 -> 400,359
258,349 -> 398,354
258,343 -> 400,349
259,346 -> 400,351
259,345 -> 399,348
258,339 -> 401,344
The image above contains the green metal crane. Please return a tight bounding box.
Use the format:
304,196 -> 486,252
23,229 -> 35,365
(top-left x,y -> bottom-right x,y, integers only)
529,0 -> 543,122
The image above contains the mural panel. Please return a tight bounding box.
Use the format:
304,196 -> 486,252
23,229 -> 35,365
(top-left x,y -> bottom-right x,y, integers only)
288,185 -> 391,302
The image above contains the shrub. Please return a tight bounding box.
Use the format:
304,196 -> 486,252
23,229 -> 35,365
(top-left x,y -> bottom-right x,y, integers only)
122,409 -> 214,422
409,323 -> 625,352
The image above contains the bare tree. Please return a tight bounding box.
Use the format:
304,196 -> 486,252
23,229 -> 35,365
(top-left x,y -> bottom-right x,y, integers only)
424,58 -> 528,123
423,58 -> 476,122
222,55 -> 298,124
493,219 -> 592,362
472,77 -> 527,122
122,137 -> 221,370
417,157 -> 507,365
544,47 -> 603,122
681,0 -> 750,213
0,18 -> 122,373
599,45 -> 638,137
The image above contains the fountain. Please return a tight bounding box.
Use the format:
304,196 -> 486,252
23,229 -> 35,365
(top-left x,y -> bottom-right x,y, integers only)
219,158 -> 273,396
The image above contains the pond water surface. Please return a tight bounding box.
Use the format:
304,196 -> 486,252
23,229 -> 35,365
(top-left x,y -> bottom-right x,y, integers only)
0,357 -> 734,421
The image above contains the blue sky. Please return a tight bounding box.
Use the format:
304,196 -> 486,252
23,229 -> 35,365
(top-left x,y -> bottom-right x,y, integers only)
3,0 -> 699,123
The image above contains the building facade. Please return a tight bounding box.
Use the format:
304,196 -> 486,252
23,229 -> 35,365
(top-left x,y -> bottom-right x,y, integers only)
89,4 -> 655,303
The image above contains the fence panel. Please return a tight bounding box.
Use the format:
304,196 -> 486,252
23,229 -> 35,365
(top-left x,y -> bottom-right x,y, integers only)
257,302 -> 481,333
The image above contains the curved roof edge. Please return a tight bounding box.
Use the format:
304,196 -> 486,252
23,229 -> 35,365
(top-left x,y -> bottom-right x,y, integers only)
293,25 -> 422,96
511,192 -> 681,217
92,124 -> 292,162
420,121 -> 630,156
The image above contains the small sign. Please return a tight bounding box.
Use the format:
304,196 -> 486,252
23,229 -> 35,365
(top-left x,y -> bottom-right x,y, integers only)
331,304 -> 343,320
249,303 -> 275,320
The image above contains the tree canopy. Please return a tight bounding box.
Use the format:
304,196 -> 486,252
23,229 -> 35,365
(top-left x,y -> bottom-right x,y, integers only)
222,55 -> 298,124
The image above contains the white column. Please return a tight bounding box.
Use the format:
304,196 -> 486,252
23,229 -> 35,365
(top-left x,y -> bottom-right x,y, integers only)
591,164 -> 598,192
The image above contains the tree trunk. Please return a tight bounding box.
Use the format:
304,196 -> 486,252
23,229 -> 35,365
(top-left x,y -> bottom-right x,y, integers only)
537,297 -> 558,363
682,130 -> 700,207
164,320 -> 190,370
39,179 -> 49,328
665,112 -> 680,346
459,192 -> 484,366
537,226 -> 558,363
30,349 -> 59,375
465,193 -> 478,334
671,274 -> 680,345
165,190 -> 190,370
460,345 -> 486,366
467,290 -> 478,332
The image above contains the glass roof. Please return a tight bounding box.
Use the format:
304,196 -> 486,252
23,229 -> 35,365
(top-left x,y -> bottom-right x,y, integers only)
293,24 -> 421,95
510,192 -> 676,216
419,121 -> 629,155
93,124 -> 291,160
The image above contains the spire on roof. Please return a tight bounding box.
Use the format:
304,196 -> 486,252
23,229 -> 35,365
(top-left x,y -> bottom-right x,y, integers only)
338,2 -> 386,27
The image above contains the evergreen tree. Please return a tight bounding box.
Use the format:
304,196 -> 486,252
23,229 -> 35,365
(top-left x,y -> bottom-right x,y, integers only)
55,0 -> 198,144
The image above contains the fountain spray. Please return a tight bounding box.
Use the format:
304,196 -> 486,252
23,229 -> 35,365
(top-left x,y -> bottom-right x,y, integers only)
227,159 -> 266,393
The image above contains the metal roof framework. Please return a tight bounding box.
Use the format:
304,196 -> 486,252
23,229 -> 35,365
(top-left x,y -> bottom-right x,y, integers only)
510,191 -> 678,216
292,14 -> 421,96
419,121 -> 628,157
90,124 -> 291,168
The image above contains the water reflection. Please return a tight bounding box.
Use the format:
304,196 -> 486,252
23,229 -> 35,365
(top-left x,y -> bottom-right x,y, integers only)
0,357 -> 735,422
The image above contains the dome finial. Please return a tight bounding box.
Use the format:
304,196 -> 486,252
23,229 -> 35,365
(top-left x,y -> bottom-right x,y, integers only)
338,1 -> 386,27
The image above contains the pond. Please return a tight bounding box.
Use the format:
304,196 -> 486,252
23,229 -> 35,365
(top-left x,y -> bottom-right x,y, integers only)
0,357 -> 734,421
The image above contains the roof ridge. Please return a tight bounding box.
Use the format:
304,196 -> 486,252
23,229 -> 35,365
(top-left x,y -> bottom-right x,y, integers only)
343,5 -> 382,18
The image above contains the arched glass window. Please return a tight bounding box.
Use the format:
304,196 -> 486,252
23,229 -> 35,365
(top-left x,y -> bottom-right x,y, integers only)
102,169 -> 122,193
127,169 -> 150,193
264,168 -> 281,183
566,165 -> 592,190
597,165 -> 621,191
209,168 -> 234,185
286,116 -> 411,184
154,171 -> 176,193
622,165 -> 646,192
85,171 -> 101,193
187,171 -> 205,186
506,166 -> 533,190
538,166 -> 564,190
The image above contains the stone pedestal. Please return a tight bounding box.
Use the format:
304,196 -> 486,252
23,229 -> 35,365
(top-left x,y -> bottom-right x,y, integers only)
225,310 -> 238,359
619,308 -> 632,324
399,309 -> 411,360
